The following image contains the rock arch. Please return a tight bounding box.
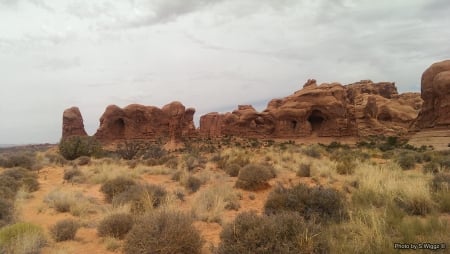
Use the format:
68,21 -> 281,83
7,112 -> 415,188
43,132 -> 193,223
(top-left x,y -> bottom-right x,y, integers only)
307,110 -> 326,134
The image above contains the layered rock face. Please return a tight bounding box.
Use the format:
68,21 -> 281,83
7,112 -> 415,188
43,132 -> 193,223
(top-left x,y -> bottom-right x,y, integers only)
413,60 -> 450,129
200,80 -> 422,138
93,101 -> 196,143
62,107 -> 87,139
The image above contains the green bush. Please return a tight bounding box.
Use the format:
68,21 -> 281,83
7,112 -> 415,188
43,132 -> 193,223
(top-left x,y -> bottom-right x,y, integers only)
97,213 -> 133,239
113,184 -> 167,214
395,151 -> 416,170
0,222 -> 46,254
50,219 -> 79,242
59,136 -> 103,160
264,183 -> 347,223
296,163 -> 311,177
235,163 -> 276,191
123,211 -> 203,254
0,198 -> 14,228
142,144 -> 166,160
217,211 -> 328,254
100,177 -> 137,203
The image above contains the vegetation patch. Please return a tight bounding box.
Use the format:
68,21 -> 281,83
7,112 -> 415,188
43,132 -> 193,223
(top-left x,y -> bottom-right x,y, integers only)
235,163 -> 276,190
97,213 -> 133,239
123,210 -> 203,254
217,211 -> 328,254
0,222 -> 46,254
50,219 -> 79,242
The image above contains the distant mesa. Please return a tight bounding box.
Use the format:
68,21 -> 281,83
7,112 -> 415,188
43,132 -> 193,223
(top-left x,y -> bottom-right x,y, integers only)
61,60 -> 450,148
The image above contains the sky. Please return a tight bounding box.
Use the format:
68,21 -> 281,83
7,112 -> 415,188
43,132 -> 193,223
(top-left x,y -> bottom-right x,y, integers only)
0,0 -> 449,144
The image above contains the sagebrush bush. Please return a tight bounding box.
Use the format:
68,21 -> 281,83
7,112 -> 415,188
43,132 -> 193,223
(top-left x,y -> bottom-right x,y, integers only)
235,163 -> 276,190
336,160 -> 356,175
76,156 -> 91,166
217,211 -> 328,254
63,167 -> 85,183
59,136 -> 103,160
50,219 -> 79,242
297,163 -> 311,177
265,183 -> 347,222
184,175 -> 202,193
100,177 -> 137,202
223,162 -> 241,177
0,222 -> 46,254
112,184 -> 167,214
123,211 -> 203,254
0,198 -> 14,228
97,213 -> 133,239
0,167 -> 39,199
0,154 -> 36,170
395,151 -> 417,170
303,145 -> 322,158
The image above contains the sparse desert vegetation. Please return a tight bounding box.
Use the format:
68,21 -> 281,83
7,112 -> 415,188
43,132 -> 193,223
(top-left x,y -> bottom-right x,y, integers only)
0,138 -> 449,253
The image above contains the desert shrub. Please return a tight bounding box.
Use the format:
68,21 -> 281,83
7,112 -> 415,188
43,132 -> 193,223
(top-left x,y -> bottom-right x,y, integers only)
423,162 -> 440,174
192,185 -> 240,223
113,184 -> 167,214
44,189 -> 94,216
0,154 -> 36,170
97,213 -> 133,239
0,176 -> 20,197
395,151 -> 416,170
116,141 -> 145,160
184,176 -> 202,193
393,196 -> 435,216
217,211 -> 328,254
434,191 -> 450,213
303,145 -> 322,158
0,222 -> 46,254
142,144 -> 166,160
76,156 -> 91,166
0,198 -> 14,227
235,163 -> 276,191
100,177 -> 137,202
223,162 -> 240,177
297,163 -> 311,177
164,157 -> 178,169
430,173 -> 450,192
123,210 -> 203,254
184,155 -> 200,171
264,183 -> 347,223
45,153 -> 67,166
336,160 -> 356,175
63,167 -> 85,183
0,168 -> 39,194
50,219 -> 79,242
59,136 -> 103,160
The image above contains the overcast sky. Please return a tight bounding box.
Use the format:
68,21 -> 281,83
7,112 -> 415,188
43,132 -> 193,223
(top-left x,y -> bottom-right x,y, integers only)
0,0 -> 448,144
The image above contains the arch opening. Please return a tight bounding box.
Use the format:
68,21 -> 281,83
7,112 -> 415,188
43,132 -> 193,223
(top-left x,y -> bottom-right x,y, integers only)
290,120 -> 298,130
111,118 -> 125,137
308,110 -> 325,133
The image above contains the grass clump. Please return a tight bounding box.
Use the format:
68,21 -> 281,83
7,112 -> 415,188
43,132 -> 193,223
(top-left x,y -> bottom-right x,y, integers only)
63,167 -> 85,184
112,184 -> 167,215
123,210 -> 203,254
303,144 -> 322,158
264,183 -> 347,223
97,213 -> 133,239
44,189 -> 95,216
192,185 -> 240,223
100,177 -> 137,203
50,219 -> 79,242
235,163 -> 276,190
184,175 -> 202,193
217,211 -> 328,254
0,222 -> 46,254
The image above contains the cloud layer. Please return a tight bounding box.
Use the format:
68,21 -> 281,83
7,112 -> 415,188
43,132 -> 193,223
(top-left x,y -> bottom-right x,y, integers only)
0,0 -> 448,143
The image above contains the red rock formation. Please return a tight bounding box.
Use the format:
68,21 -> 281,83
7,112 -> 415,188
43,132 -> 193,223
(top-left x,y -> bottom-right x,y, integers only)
413,60 -> 450,129
62,107 -> 87,139
199,80 -> 422,138
93,101 -> 196,144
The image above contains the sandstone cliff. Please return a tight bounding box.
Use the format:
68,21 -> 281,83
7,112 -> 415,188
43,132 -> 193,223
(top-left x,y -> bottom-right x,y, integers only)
199,80 -> 422,138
